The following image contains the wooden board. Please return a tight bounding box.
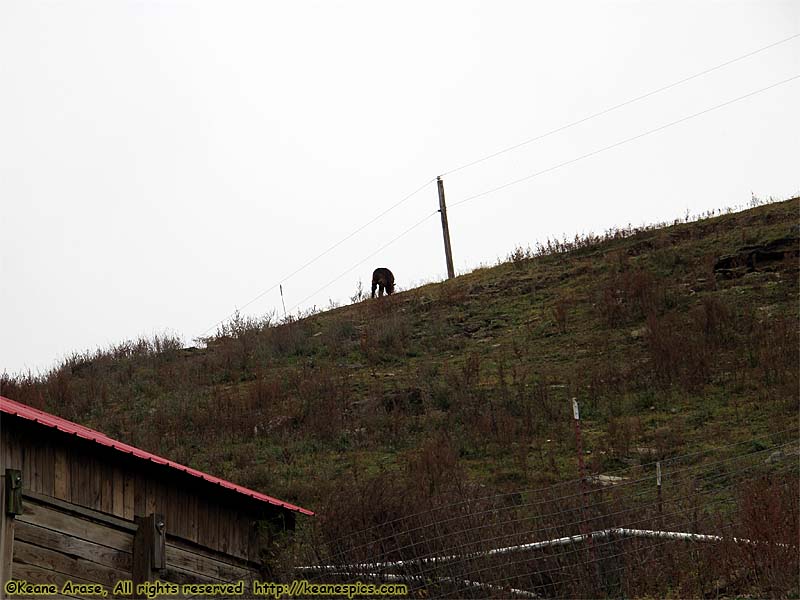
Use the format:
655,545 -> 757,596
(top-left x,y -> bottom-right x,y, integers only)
166,539 -> 254,582
15,520 -> 131,572
17,502 -> 133,553
112,467 -> 125,519
68,451 -> 86,508
186,493 -> 198,544
99,462 -> 113,515
14,540 -> 126,588
133,471 -> 146,517
53,446 -> 70,502
40,441 -> 55,497
6,562 -> 83,599
122,472 -> 135,521
10,561 -> 129,600
22,446 -> 34,497
23,490 -> 136,532
161,565 -> 219,585
2,428 -> 24,471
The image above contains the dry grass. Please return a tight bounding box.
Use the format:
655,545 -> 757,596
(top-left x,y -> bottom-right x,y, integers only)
2,197 -> 798,597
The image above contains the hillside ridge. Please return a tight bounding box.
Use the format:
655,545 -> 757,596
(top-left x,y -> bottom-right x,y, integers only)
2,198 -> 798,513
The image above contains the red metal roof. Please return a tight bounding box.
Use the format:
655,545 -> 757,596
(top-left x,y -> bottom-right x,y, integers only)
0,395 -> 314,516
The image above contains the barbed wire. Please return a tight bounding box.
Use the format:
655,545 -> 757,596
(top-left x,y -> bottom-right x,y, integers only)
439,32 -> 800,177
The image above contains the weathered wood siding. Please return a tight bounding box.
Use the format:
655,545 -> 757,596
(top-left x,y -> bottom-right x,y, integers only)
162,536 -> 254,585
1,416 -> 285,562
13,494 -> 133,599
11,492 -> 257,598
1,412 -> 298,595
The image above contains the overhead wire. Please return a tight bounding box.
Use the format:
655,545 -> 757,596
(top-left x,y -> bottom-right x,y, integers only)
285,210 -> 440,314
449,74 -> 800,209
249,74 -> 800,316
439,32 -> 800,177
196,176 -> 436,338
199,34 -> 799,328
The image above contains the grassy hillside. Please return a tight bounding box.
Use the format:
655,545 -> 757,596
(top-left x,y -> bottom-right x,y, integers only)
2,197 -> 798,593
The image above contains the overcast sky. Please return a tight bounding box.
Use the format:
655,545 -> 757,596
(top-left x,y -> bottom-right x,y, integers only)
1,1 -> 798,376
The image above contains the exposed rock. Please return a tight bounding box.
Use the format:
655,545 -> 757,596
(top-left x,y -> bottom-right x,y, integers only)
634,447 -> 658,457
382,387 -> 423,414
766,450 -> 785,464
757,304 -> 779,318
588,474 -> 629,487
626,239 -> 655,256
714,235 -> 799,278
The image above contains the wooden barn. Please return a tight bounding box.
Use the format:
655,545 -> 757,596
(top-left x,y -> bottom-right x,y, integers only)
0,395 -> 313,598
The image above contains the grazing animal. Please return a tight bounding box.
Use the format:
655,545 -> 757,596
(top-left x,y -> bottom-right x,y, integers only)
371,268 -> 395,298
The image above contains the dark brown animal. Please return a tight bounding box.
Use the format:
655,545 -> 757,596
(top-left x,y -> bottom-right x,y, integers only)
371,268 -> 395,298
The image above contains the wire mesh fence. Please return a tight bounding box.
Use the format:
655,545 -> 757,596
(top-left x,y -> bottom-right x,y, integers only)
293,433 -> 799,598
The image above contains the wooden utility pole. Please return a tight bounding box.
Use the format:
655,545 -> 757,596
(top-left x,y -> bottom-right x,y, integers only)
437,176 -> 455,279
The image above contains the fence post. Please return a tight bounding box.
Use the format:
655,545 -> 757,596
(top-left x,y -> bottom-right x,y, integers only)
657,461 -> 663,519
572,399 -> 599,592
572,399 -> 586,483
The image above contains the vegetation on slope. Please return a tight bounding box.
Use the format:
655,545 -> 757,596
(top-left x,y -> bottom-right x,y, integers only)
2,197 -> 798,594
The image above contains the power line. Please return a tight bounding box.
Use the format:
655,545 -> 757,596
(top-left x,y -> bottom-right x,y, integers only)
199,35 -> 799,335
286,210 -> 440,314
449,74 -> 800,209
274,64 -> 794,315
196,177 -> 435,338
439,32 -> 800,177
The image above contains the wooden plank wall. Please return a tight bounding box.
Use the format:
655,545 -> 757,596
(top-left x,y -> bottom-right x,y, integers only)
163,536 -> 254,586
13,495 -> 133,599
13,493 -> 259,598
1,417 -> 284,565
